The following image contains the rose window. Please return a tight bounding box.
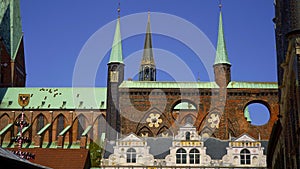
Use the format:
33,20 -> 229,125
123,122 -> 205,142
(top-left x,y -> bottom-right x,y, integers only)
146,113 -> 162,128
207,113 -> 220,129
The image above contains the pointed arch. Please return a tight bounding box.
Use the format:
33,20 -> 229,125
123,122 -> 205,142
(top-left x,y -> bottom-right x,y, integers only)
53,114 -> 67,138
197,108 -> 221,132
137,126 -> 153,137
14,113 -> 29,123
157,125 -> 172,137
180,114 -> 197,125
0,113 -> 12,144
200,126 -> 214,138
73,114 -> 88,141
92,114 -> 106,141
32,113 -> 48,135
0,113 -> 10,131
14,113 -> 30,136
135,107 -> 172,136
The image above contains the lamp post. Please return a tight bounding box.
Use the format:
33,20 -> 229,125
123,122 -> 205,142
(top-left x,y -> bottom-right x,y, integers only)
11,94 -> 35,160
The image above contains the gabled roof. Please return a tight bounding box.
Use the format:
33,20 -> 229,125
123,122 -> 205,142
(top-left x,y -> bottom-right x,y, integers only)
0,147 -> 51,169
0,87 -> 107,110
7,148 -> 90,169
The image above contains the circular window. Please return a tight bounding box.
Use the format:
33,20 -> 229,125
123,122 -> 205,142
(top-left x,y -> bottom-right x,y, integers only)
245,103 -> 270,126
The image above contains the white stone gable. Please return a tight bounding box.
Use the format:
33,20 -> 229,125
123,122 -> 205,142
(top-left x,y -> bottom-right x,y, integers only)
121,133 -> 143,142
235,134 -> 256,142
174,123 -> 201,141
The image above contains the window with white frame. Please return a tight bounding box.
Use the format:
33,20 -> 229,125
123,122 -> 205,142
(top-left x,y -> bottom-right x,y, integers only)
176,148 -> 187,164
240,149 -> 251,165
126,148 -> 136,163
189,148 -> 200,164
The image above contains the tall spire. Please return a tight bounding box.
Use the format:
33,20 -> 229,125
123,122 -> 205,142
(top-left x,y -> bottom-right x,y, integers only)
139,12 -> 156,81
214,4 -> 230,65
141,12 -> 155,66
109,4 -> 123,64
213,2 -> 231,87
0,0 -> 23,60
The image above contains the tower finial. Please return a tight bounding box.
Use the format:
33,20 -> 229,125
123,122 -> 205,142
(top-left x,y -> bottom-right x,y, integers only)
117,2 -> 121,18
148,11 -> 150,21
219,0 -> 223,11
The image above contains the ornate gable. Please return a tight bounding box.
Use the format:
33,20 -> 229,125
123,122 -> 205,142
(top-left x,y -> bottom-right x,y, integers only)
234,134 -> 256,142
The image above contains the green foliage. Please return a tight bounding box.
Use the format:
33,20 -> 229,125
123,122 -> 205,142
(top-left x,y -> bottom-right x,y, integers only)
89,139 -> 103,167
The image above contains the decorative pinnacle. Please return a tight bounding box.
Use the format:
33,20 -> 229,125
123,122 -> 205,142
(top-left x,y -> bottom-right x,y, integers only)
148,11 -> 150,21
117,2 -> 121,17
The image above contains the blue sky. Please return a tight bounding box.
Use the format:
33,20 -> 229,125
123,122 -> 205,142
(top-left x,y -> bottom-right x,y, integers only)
20,0 -> 277,87
19,0 -> 276,125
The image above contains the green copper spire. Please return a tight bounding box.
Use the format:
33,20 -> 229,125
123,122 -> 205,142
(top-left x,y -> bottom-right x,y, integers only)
244,106 -> 252,122
214,10 -> 231,65
109,9 -> 123,64
0,0 -> 23,60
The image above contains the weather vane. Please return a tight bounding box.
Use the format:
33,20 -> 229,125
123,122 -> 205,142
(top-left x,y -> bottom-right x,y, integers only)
118,1 -> 121,17
219,0 -> 223,10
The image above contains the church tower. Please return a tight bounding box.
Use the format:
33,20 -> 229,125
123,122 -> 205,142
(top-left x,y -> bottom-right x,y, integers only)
213,7 -> 231,88
0,0 -> 26,87
139,12 -> 156,81
106,7 -> 124,141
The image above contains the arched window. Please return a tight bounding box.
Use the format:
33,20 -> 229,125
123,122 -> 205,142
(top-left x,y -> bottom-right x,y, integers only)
36,114 -> 45,132
185,132 -> 191,140
97,115 -> 106,139
176,148 -> 187,164
77,115 -> 85,140
56,115 -> 64,137
144,67 -> 150,79
126,148 -> 136,163
189,148 -> 200,164
240,149 -> 251,165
